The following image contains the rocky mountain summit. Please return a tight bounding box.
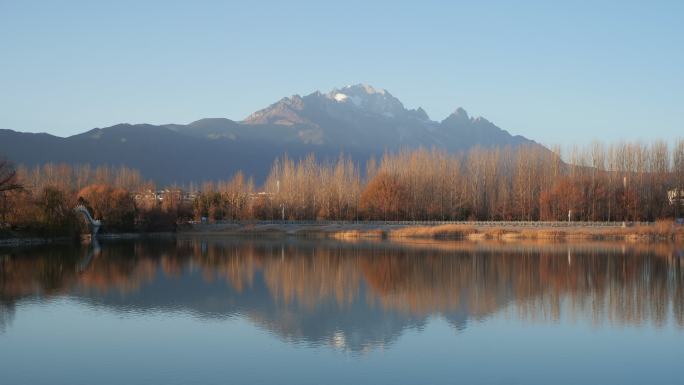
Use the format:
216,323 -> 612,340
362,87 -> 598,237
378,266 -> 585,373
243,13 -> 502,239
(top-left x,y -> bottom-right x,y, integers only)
0,84 -> 541,183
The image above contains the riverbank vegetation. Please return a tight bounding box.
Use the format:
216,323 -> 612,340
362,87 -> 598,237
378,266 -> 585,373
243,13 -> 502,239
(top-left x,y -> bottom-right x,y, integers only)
182,221 -> 684,242
0,163 -> 186,237
259,140 -> 684,222
204,140 -> 683,223
1,139 -> 683,238
385,220 -> 684,242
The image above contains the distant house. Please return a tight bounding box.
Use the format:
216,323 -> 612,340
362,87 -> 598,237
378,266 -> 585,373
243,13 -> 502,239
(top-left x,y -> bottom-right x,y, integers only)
668,189 -> 684,205
251,191 -> 273,199
132,189 -> 158,203
132,189 -> 197,206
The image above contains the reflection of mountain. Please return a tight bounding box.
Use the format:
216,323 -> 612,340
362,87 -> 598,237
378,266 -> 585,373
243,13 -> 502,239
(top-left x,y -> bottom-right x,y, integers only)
1,239 -> 683,351
80,270 -> 427,351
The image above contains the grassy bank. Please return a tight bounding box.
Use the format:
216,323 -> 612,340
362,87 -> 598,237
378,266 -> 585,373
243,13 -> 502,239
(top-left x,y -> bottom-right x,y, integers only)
386,222 -> 684,242
181,221 -> 684,243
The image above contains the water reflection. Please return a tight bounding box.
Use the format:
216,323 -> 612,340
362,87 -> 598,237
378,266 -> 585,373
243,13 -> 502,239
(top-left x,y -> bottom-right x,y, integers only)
1,238 -> 683,352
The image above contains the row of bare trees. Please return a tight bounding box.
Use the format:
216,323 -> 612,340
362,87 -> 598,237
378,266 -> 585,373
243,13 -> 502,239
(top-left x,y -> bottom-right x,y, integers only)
16,163 -> 148,193
262,154 -> 362,220
190,155 -> 363,221
250,140 -> 684,221
2,139 -> 683,233
192,172 -> 256,221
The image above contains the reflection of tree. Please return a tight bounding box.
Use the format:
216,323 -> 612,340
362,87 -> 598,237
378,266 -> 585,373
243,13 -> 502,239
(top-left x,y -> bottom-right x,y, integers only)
0,300 -> 15,334
0,240 -> 682,345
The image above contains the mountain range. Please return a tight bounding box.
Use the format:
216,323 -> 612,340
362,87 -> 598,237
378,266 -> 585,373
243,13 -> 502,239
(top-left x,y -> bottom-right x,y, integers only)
0,84 -> 543,184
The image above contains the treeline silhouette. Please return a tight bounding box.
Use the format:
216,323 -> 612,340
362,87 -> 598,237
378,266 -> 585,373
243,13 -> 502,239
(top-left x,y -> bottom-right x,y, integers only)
1,140 -> 683,235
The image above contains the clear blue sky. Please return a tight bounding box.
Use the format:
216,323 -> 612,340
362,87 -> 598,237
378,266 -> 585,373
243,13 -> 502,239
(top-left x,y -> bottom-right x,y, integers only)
1,0 -> 682,145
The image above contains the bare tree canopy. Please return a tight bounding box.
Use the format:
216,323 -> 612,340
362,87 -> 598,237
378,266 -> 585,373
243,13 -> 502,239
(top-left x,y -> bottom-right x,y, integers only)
1,138 -> 683,234
0,157 -> 22,192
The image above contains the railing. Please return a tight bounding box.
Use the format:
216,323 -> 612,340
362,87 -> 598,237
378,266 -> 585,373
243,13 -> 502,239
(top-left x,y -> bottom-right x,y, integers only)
187,220 -> 654,227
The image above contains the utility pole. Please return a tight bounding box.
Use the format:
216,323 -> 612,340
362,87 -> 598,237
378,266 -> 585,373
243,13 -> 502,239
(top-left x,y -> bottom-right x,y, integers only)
675,189 -> 682,223
623,176 -> 628,227
1,192 -> 6,224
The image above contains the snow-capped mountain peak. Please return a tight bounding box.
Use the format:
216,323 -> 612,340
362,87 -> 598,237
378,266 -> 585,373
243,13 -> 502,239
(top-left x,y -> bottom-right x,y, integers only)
0,83 -> 544,184
333,93 -> 348,102
325,84 -> 405,117
344,83 -> 386,95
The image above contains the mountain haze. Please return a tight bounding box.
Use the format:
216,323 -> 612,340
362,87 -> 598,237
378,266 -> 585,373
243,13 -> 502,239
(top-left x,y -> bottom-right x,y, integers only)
0,84 -> 543,184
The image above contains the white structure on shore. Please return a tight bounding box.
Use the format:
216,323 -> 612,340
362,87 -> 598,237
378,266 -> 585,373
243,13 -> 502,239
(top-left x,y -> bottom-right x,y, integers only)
75,204 -> 101,235
668,189 -> 684,205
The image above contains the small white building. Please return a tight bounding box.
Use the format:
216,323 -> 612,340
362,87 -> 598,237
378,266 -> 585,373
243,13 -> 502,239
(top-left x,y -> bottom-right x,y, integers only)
668,189 -> 684,205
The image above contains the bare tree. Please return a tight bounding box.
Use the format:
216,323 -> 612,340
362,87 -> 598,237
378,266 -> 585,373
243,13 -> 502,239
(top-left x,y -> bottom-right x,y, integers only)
0,158 -> 23,224
0,158 -> 21,193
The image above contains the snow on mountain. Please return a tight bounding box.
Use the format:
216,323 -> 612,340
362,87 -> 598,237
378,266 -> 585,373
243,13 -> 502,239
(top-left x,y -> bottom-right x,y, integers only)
237,83 -> 538,151
0,84 -> 546,183
325,84 -> 405,117
333,93 -> 348,102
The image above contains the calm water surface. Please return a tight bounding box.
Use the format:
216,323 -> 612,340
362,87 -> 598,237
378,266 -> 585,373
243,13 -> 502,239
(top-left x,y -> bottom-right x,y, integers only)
1,237 -> 683,385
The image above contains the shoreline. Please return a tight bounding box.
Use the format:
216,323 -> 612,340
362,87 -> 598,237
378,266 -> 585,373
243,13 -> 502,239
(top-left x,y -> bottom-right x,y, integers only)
179,221 -> 684,243
0,236 -> 74,246
0,232 -> 175,247
2,222 -> 683,247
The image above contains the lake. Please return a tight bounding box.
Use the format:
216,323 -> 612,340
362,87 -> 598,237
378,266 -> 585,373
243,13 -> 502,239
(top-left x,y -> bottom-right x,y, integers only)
1,237 -> 683,385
